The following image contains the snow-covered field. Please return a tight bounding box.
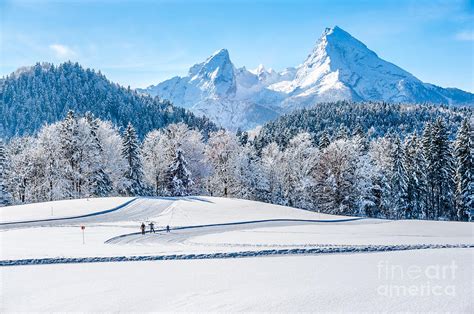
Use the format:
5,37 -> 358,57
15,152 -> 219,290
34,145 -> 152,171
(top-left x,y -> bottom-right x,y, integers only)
0,197 -> 135,223
1,197 -> 473,312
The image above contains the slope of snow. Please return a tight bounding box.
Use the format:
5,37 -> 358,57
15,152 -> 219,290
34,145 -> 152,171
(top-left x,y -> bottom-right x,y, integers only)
140,26 -> 473,130
190,220 -> 474,247
1,196 -> 473,312
0,197 -> 134,223
1,197 -> 472,262
2,249 -> 472,312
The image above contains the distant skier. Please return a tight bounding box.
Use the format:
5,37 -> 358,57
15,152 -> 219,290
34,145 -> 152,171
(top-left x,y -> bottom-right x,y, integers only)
166,225 -> 170,233
141,222 -> 146,235
149,221 -> 156,233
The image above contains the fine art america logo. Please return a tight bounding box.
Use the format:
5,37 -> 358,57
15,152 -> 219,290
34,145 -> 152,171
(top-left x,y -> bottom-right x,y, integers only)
377,260 -> 458,297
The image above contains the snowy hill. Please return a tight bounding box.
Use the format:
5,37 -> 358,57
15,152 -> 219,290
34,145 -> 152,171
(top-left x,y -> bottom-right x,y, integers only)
1,196 -> 473,312
2,196 -> 472,259
141,26 -> 473,130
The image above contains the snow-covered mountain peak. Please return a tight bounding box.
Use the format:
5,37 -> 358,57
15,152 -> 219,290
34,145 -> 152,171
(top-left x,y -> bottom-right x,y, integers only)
291,25 -> 421,102
142,26 -> 473,130
186,48 -> 237,98
189,48 -> 233,78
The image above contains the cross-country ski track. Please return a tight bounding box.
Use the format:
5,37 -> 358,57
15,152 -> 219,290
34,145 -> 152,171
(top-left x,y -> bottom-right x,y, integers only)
2,197 -> 473,313
1,197 -> 472,266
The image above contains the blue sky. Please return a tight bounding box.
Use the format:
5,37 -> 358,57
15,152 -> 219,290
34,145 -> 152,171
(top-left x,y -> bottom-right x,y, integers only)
1,0 -> 473,91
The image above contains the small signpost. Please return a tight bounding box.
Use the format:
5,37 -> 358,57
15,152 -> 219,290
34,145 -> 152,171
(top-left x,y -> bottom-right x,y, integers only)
81,225 -> 86,244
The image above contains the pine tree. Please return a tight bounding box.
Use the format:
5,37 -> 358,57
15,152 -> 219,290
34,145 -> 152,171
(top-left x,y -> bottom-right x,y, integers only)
353,125 -> 369,152
236,129 -> 249,146
421,122 -> 435,218
0,139 -> 12,206
390,137 -> 409,219
167,148 -> 193,196
403,133 -> 425,219
121,123 -> 144,196
319,131 -> 330,149
454,118 -> 473,221
335,124 -> 350,140
353,124 -> 363,137
431,118 -> 455,219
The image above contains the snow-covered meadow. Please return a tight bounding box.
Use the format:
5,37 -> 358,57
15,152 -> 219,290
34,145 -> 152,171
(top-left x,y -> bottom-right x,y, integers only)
1,197 -> 472,312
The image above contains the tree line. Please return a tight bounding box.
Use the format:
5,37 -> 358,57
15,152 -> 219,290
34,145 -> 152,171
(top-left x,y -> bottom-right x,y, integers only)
0,110 -> 472,221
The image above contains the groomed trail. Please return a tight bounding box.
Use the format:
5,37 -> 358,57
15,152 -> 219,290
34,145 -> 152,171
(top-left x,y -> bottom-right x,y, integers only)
104,217 -> 366,245
1,197 -> 472,267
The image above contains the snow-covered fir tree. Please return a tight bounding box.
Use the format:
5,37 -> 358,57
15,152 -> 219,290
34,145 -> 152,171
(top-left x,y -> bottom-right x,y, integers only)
232,144 -> 262,200
318,130 -> 330,149
421,122 -> 435,218
335,124 -> 350,140
390,137 -> 409,218
166,147 -> 193,196
430,118 -> 455,219
403,133 -> 425,219
454,118 -> 473,221
121,123 -> 144,196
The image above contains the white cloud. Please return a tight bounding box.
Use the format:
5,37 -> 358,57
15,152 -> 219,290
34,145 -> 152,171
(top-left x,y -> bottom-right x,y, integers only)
49,44 -> 76,58
455,30 -> 474,41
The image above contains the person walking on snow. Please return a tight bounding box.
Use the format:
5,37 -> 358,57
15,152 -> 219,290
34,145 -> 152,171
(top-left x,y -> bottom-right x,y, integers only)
141,222 -> 146,235
166,225 -> 170,233
149,221 -> 155,233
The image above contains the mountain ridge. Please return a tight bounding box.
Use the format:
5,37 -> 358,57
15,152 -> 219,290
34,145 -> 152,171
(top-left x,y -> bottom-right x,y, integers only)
141,26 -> 473,130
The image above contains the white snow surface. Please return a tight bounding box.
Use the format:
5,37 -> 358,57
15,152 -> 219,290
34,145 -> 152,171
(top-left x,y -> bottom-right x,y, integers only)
0,197 -> 134,223
1,196 -> 472,260
140,26 -> 473,130
1,249 -> 472,312
1,196 -> 472,312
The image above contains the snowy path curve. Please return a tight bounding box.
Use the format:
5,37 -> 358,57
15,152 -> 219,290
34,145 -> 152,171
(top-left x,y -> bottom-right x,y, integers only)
0,198 -> 138,227
1,244 -> 472,267
105,217 -> 366,244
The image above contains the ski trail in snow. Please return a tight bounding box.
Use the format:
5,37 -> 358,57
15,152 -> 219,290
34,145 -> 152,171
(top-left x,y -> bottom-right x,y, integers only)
1,244 -> 472,267
105,217 -> 368,245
